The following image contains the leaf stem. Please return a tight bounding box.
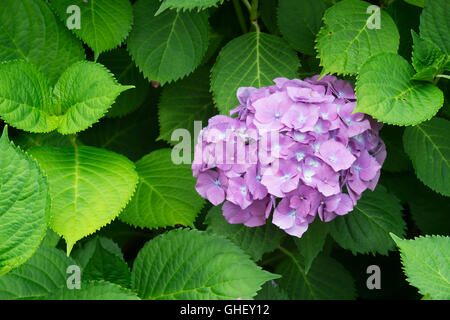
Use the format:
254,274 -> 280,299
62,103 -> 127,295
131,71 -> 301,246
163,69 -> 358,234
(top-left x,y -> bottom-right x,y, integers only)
233,0 -> 248,33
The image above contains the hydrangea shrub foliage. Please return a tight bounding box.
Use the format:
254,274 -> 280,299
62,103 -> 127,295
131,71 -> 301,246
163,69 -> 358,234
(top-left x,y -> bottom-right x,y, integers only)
0,0 -> 448,300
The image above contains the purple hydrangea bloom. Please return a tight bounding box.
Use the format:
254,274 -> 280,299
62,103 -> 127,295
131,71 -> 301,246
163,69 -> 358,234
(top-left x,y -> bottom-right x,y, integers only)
192,76 -> 386,238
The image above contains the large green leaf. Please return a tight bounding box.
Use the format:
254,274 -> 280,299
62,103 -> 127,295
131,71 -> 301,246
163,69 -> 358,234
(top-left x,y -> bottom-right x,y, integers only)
0,0 -> 84,84
0,127 -> 50,276
131,228 -> 279,299
276,250 -> 356,299
71,236 -> 131,288
50,0 -> 133,58
403,117 -> 450,196
392,234 -> 450,299
0,246 -> 76,299
411,31 -> 448,82
46,280 -> 140,300
0,60 -> 133,134
53,61 -> 134,134
211,31 -> 300,114
294,219 -> 329,274
316,0 -> 399,75
28,145 -> 139,253
156,0 -> 225,14
158,66 -> 216,145
119,149 -> 205,229
411,31 -> 446,73
0,60 -> 59,133
205,206 -> 285,262
98,48 -> 151,118
355,53 -> 444,125
127,0 -> 210,84
329,186 -> 406,255
419,0 -> 449,55
277,0 -> 327,55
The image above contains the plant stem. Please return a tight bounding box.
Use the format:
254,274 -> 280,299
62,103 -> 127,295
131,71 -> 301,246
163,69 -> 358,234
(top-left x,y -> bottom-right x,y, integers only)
241,0 -> 251,11
249,0 -> 259,21
436,74 -> 450,80
249,0 -> 260,32
233,0 -> 248,33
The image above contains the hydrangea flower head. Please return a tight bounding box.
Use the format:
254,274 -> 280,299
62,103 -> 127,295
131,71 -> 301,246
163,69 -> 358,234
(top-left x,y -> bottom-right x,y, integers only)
192,75 -> 386,238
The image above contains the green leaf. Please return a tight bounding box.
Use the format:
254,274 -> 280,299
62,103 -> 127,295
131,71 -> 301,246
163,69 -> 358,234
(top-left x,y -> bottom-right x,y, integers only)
46,280 -> 140,300
404,0 -> 426,7
98,48 -> 151,118
127,0 -> 210,84
329,186 -> 406,255
411,30 -> 448,81
294,219 -> 329,274
53,61 -> 134,134
28,145 -> 139,253
255,281 -> 289,300
277,0 -> 327,55
211,31 -> 300,114
156,0 -> 225,15
131,228 -> 279,299
72,236 -> 131,288
411,31 -> 446,73
0,60 -> 59,133
49,0 -> 133,57
411,66 -> 445,82
392,234 -> 450,299
316,0 -> 399,75
0,246 -> 76,299
276,249 -> 356,300
158,66 -> 216,146
403,117 -> 450,196
355,53 -> 444,125
0,60 -> 134,134
205,206 -> 285,262
0,0 -> 85,84
119,149 -> 205,229
419,0 -> 449,55
0,127 -> 50,276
